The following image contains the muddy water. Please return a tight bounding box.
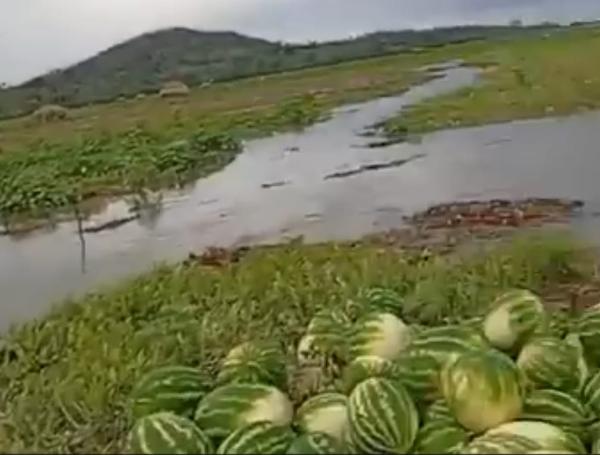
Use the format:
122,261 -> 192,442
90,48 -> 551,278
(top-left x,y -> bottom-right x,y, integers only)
0,65 -> 598,331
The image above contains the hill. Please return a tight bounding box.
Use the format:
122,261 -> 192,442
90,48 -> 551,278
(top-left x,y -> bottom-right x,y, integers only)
0,22 -> 571,119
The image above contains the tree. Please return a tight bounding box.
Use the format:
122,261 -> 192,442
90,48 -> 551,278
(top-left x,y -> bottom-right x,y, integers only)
510,19 -> 523,27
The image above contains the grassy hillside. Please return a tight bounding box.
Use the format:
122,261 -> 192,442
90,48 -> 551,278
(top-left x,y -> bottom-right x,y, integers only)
0,23 -> 566,120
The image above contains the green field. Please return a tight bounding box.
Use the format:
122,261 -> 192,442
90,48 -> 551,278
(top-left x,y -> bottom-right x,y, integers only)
0,231 -> 593,452
385,26 -> 600,138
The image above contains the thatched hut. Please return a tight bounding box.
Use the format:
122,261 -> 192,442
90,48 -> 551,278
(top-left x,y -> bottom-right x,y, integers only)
159,81 -> 190,98
32,104 -> 69,123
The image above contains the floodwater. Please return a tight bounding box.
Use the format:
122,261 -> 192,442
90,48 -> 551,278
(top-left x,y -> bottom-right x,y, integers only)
2,64 -> 600,331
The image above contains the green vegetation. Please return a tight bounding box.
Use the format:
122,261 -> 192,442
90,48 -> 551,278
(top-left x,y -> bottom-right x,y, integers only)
0,231 -> 595,452
385,26 -> 600,138
0,24 -> 566,120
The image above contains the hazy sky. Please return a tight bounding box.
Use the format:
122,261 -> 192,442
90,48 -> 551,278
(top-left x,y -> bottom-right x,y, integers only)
2,0 -> 600,85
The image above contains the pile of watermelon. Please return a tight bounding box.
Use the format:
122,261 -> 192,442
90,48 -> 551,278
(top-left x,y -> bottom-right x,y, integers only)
126,288 -> 600,454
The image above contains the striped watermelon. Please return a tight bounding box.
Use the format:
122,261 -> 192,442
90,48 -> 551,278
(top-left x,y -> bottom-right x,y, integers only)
582,371 -> 600,418
413,420 -> 469,454
395,349 -> 442,402
216,421 -> 295,454
486,421 -> 586,454
127,412 -> 213,454
423,399 -> 457,425
564,333 -> 590,392
130,365 -> 208,419
347,377 -> 419,453
302,308 -> 352,362
464,433 -> 540,454
409,325 -> 488,359
349,312 -> 412,361
574,303 -> 600,363
362,287 -> 403,315
216,341 -> 287,388
295,393 -> 348,442
441,349 -> 523,433
517,336 -> 582,393
482,289 -> 546,352
339,356 -> 402,395
287,433 -> 342,454
194,383 -> 293,439
520,389 -> 592,442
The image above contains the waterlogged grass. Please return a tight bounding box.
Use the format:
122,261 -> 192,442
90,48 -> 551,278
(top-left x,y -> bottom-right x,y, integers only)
384,26 -> 600,138
0,231 -> 593,452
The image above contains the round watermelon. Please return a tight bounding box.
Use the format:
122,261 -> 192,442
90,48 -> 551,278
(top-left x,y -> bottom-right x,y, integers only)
287,433 -> 342,454
574,303 -> 600,363
349,312 -> 412,361
520,389 -> 592,442
423,399 -> 456,425
295,393 -> 348,442
582,370 -> 600,418
362,287 -> 403,315
130,365 -> 208,419
194,383 -> 293,439
127,412 -> 213,454
339,355 -> 402,395
482,289 -> 546,352
347,377 -> 419,453
516,337 -> 582,393
216,421 -> 295,454
216,341 -> 287,388
413,420 -> 469,454
464,432 -> 540,454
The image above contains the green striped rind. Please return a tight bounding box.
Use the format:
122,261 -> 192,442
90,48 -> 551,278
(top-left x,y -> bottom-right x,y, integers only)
295,393 -> 348,442
516,336 -> 582,393
305,308 -> 352,360
520,389 -> 592,442
441,349 -> 524,433
583,371 -> 600,418
286,433 -> 342,454
413,420 -> 469,454
131,366 -> 208,419
216,341 -> 287,388
409,325 -> 488,359
575,303 -> 600,363
216,421 -> 295,454
339,356 -> 402,395
464,433 -> 540,454
349,312 -> 411,361
194,383 -> 293,439
347,377 -> 419,454
362,287 -> 403,315
483,289 -> 546,352
127,412 -> 213,454
423,399 -> 456,425
487,421 -> 586,454
395,350 -> 442,403
563,333 -> 590,393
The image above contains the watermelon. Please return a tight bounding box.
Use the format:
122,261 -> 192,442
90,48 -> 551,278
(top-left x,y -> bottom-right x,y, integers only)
127,412 -> 213,454
194,383 -> 293,439
482,289 -> 546,352
295,393 -> 348,442
130,365 -> 208,419
486,421 -> 586,453
413,420 -> 470,454
395,349 -> 442,402
582,371 -> 600,418
441,349 -> 523,433
575,303 -> 600,363
339,355 -> 402,395
516,336 -> 582,393
287,433 -> 342,454
362,287 -> 403,315
423,399 -> 457,425
216,341 -> 287,388
347,377 -> 419,453
564,333 -> 590,393
464,433 -> 540,454
216,421 -> 295,454
349,312 -> 411,361
520,389 -> 592,442
409,325 -> 488,362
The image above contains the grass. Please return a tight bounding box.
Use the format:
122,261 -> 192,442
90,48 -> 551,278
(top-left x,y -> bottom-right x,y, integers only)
384,26 -> 600,138
0,230 -> 594,452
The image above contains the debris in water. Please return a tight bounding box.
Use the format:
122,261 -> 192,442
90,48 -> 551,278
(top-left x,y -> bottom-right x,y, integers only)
324,154 -> 425,180
83,214 -> 140,234
261,180 -> 289,189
